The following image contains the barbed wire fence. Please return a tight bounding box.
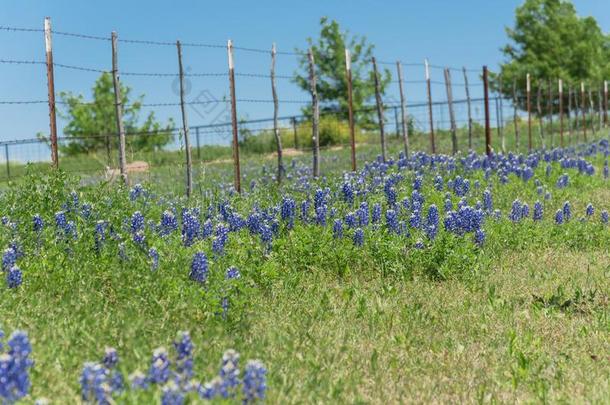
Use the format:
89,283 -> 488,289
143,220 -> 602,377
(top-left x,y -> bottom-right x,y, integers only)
0,21 -> 608,195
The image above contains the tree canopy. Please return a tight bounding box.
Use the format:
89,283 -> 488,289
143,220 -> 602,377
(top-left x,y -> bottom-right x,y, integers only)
498,0 -> 610,104
293,17 -> 391,126
59,73 -> 174,156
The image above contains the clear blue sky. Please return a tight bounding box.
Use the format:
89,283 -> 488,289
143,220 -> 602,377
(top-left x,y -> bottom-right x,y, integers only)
1,0 -> 608,149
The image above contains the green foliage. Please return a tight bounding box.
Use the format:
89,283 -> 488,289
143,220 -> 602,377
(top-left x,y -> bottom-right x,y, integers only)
498,0 -> 610,106
293,17 -> 391,126
59,73 -> 175,156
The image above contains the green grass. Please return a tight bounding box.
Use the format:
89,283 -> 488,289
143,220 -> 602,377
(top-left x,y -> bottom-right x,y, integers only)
0,129 -> 608,403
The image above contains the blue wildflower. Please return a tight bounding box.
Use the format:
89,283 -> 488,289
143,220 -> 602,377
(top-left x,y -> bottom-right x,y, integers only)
6,266 -> 22,288
555,209 -> 564,225
190,253 -> 208,284
242,360 -> 267,404
332,219 -> 343,239
533,201 -> 544,221
353,228 -> 364,247
148,348 -> 171,384
149,248 -> 159,271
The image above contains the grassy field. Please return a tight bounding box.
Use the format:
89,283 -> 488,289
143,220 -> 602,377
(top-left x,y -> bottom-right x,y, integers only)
0,128 -> 608,403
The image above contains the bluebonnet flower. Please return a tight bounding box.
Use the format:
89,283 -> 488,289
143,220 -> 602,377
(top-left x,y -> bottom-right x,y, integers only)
483,189 -> 493,213
521,203 -> 530,219
149,248 -> 159,271
159,210 -> 178,236
259,224 -> 273,249
0,330 -> 32,403
80,362 -> 110,404
242,360 -> 267,404
545,192 -> 552,200
148,347 -> 171,384
103,348 -> 119,369
315,205 -> 327,226
173,331 -> 194,382
313,189 -> 327,209
219,349 -> 240,396
94,221 -> 106,253
54,211 -> 67,231
384,185 -> 397,206
545,164 -> 552,177
226,267 -> 241,280
444,199 -> 453,212
433,175 -> 443,191
371,204 -> 382,224
413,175 -> 423,191
585,203 -> 594,217
6,266 -> 22,288
533,201 -> 544,221
555,209 -> 564,225
201,219 -> 213,239
341,181 -> 354,205
344,212 -> 357,229
353,228 -> 364,247
130,211 -> 145,234
129,184 -> 144,201
80,203 -> 92,219
190,253 -> 208,284
357,202 -> 369,227
409,210 -> 421,229
299,200 -> 310,223
556,173 -> 569,188
426,205 -> 439,240
2,247 -> 17,272
474,229 -> 485,247
161,381 -> 184,405
181,210 -> 201,247
509,200 -> 522,222
332,219 -> 343,239
536,186 -> 544,195
385,209 -> 399,234
604,160 -> 608,179
212,225 -> 229,255
414,240 -> 424,249
129,371 -> 148,390
280,196 -> 296,229
33,214 -> 44,233
601,210 -> 609,224
562,201 -> 571,221
132,231 -> 146,248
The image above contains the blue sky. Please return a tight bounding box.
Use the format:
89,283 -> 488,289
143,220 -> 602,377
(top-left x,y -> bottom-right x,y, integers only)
1,0 -> 608,150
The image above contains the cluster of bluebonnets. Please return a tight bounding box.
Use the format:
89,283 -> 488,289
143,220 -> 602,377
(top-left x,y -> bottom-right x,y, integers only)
80,331 -> 266,404
0,327 -> 33,404
1,139 -> 609,402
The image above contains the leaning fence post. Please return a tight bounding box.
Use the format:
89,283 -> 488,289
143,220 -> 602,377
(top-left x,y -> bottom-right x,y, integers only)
195,126 -> 201,160
425,59 -> 435,154
397,61 -> 409,157
526,73 -> 532,152
558,79 -> 564,148
581,82 -> 587,142
443,68 -> 457,155
345,49 -> 356,171
462,67 -> 473,150
604,80 -> 608,128
227,40 -> 241,192
372,57 -> 386,162
270,43 -> 284,183
512,78 -> 520,151
44,17 -> 58,169
307,48 -> 320,177
483,66 -> 492,157
111,32 -> 128,184
4,144 -> 10,181
291,117 -> 298,149
176,40 -> 193,197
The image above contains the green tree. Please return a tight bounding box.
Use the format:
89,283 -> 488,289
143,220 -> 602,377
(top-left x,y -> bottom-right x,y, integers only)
293,17 -> 391,126
59,73 -> 174,156
498,0 -> 610,106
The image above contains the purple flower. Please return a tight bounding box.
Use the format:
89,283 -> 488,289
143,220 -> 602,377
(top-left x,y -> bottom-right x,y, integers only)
242,360 -> 267,403
190,252 -> 208,284
353,228 -> 364,247
6,266 -> 22,288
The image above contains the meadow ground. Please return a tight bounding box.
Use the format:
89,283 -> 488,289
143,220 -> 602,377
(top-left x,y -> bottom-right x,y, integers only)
0,130 -> 609,404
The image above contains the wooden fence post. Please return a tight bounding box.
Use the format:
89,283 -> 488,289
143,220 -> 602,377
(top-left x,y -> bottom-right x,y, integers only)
176,40 -> 193,197
372,57 -> 386,162
345,49 -> 356,171
598,87 -> 603,132
227,40 -> 241,192
547,79 -> 553,147
307,48 -> 320,177
270,43 -> 284,183
291,117 -> 298,149
512,78 -> 520,151
526,73 -> 532,152
558,79 -> 564,148
111,32 -> 128,184
462,67 -> 473,150
536,80 -> 545,148
397,61 -> 409,157
195,126 -> 201,160
483,66 -> 492,156
604,80 -> 608,128
581,82 -> 587,142
44,17 -> 58,168
443,68 -> 457,155
498,75 -> 505,153
567,85 -> 572,142
588,88 -> 596,136
425,59 -> 435,154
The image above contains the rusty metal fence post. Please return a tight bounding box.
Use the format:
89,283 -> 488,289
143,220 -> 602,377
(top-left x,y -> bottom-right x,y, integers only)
227,40 -> 241,192
372,57 -> 386,162
44,17 -> 58,168
111,31 -> 128,184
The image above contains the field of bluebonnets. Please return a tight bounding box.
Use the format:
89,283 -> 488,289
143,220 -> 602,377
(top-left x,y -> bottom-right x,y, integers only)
0,133 -> 609,404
